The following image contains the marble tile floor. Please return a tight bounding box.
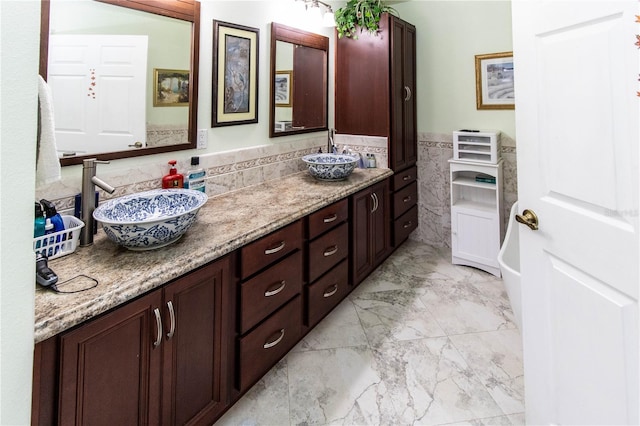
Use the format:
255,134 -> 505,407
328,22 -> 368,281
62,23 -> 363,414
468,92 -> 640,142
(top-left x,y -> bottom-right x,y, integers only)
217,240 -> 525,426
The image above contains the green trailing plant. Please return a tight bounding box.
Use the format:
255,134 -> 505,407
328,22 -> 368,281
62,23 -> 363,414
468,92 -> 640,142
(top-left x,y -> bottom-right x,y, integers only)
334,0 -> 398,39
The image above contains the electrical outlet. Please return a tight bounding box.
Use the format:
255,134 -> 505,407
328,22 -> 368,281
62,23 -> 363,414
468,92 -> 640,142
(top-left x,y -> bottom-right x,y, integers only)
197,129 -> 208,149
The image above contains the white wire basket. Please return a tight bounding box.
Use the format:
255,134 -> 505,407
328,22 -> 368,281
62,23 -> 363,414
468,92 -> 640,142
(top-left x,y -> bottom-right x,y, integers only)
33,215 -> 85,260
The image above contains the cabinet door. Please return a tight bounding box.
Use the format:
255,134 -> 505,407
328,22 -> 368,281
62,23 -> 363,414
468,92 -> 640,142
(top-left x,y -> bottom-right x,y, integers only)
390,17 -> 417,171
59,291 -> 163,426
371,180 -> 391,265
162,257 -> 231,426
351,187 -> 374,285
351,180 -> 391,285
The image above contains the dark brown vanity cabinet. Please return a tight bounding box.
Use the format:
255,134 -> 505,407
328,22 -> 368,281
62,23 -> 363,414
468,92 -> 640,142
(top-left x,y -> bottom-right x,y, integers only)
335,13 -> 417,172
32,257 -> 233,426
392,166 -> 419,246
236,220 -> 304,392
305,199 -> 350,328
351,180 -> 391,286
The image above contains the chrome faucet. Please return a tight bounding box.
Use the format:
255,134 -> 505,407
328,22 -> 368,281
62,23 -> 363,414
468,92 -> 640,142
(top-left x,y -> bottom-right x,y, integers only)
327,128 -> 336,154
80,158 -> 115,246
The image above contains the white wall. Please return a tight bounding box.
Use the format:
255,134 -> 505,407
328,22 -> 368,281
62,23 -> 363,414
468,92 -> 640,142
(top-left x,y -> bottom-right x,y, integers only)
394,1 -> 515,144
0,1 -> 40,424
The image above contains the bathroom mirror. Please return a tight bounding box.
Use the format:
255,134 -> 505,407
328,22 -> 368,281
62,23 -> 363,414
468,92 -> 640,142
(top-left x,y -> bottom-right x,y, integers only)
40,0 -> 200,166
269,23 -> 328,138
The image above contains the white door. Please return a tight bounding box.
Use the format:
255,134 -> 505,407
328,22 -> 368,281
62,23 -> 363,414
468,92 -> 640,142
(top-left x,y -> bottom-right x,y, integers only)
512,1 -> 639,424
48,34 -> 148,155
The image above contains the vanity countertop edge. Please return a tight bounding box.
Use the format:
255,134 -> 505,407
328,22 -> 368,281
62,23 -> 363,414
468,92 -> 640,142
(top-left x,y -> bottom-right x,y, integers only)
35,168 -> 393,343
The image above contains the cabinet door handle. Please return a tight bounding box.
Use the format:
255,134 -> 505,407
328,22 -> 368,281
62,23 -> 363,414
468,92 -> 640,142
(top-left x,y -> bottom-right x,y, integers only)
323,245 -> 339,257
323,213 -> 338,223
264,280 -> 286,297
403,221 -> 413,229
264,241 -> 285,255
402,175 -> 411,181
166,301 -> 176,339
263,329 -> 285,349
371,192 -> 379,213
323,284 -> 339,298
404,86 -> 412,101
152,308 -> 163,348
403,196 -> 412,203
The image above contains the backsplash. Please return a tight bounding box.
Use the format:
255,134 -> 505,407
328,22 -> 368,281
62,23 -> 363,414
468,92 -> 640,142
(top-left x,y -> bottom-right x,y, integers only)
37,134 -> 389,215
413,131 -> 518,248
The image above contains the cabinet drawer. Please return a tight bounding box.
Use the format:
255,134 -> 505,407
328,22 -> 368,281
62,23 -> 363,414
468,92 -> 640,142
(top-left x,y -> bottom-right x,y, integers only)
307,222 -> 349,283
306,259 -> 349,327
238,295 -> 302,391
307,198 -> 348,240
394,204 -> 418,246
241,220 -> 303,279
393,181 -> 417,219
240,251 -> 302,334
392,165 -> 417,191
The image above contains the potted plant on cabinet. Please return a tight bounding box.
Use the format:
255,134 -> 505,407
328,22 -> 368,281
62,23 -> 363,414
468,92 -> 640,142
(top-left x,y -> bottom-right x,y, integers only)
334,0 -> 398,39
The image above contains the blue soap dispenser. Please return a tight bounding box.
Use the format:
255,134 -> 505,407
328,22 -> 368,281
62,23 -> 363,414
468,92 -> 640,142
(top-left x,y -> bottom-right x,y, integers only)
40,199 -> 65,234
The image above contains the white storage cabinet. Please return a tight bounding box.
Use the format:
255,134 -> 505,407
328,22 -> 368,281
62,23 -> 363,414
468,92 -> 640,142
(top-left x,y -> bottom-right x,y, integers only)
449,159 -> 503,277
453,130 -> 501,164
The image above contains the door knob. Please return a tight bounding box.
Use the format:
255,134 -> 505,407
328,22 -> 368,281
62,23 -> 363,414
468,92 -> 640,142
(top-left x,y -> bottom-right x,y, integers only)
516,209 -> 539,230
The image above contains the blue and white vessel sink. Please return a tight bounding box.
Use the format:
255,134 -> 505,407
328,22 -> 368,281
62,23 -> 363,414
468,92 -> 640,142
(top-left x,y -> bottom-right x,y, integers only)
93,189 -> 208,250
301,153 -> 359,181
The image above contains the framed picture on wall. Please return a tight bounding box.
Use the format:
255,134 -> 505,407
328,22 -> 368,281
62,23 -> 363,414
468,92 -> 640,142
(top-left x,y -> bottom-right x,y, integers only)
153,69 -> 190,107
212,20 -> 259,127
475,51 -> 515,110
274,70 -> 292,107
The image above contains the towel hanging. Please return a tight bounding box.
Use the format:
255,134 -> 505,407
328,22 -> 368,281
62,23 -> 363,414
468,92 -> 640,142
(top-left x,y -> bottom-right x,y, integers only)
36,75 -> 61,187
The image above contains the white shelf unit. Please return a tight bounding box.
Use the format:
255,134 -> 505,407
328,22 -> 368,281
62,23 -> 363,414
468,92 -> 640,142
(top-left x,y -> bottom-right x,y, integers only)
453,130 -> 501,164
449,159 -> 503,277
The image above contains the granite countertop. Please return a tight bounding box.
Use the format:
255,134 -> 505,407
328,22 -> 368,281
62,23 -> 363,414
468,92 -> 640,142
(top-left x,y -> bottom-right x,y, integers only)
35,168 -> 393,343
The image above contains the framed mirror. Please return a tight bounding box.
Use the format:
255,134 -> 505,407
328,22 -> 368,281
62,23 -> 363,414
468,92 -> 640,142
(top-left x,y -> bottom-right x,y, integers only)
39,0 -> 200,166
269,23 -> 328,138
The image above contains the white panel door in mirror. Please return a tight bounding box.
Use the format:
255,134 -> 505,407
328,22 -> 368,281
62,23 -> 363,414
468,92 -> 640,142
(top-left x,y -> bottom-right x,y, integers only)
48,34 -> 147,156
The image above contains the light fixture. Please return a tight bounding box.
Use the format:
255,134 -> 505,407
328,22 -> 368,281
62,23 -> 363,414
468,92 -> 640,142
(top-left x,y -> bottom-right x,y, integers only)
295,0 -> 336,27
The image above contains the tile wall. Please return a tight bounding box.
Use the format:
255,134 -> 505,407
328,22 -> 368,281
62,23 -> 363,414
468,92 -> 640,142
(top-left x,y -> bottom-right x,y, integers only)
413,132 -> 518,248
37,134 -> 389,215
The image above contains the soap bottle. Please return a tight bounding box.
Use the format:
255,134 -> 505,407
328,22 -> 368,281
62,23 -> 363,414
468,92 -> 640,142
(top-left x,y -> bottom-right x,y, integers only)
40,199 -> 65,234
34,202 -> 46,238
162,160 -> 184,189
184,156 -> 206,193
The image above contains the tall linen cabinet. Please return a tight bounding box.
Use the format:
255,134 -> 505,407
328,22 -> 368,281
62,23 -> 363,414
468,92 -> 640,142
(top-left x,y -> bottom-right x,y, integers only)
336,13 -> 418,248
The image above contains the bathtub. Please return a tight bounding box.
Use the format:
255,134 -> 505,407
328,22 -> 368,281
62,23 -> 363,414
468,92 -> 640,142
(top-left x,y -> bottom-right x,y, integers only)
498,201 -> 522,330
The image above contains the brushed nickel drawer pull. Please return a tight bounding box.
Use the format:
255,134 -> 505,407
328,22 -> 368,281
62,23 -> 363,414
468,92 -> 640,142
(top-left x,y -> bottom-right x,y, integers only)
166,301 -> 176,339
323,214 -> 338,223
402,175 -> 411,181
264,241 -> 285,255
323,245 -> 339,257
264,280 -> 286,297
323,284 -> 339,298
263,329 -> 285,349
403,221 -> 413,229
152,308 -> 162,348
403,196 -> 412,203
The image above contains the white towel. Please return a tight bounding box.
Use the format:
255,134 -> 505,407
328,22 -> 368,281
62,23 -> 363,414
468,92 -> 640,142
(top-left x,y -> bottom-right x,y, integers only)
36,75 -> 61,187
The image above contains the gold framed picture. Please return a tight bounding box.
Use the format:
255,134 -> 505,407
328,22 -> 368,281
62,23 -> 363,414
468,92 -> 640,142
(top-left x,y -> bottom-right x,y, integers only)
475,52 -> 515,110
153,68 -> 189,107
